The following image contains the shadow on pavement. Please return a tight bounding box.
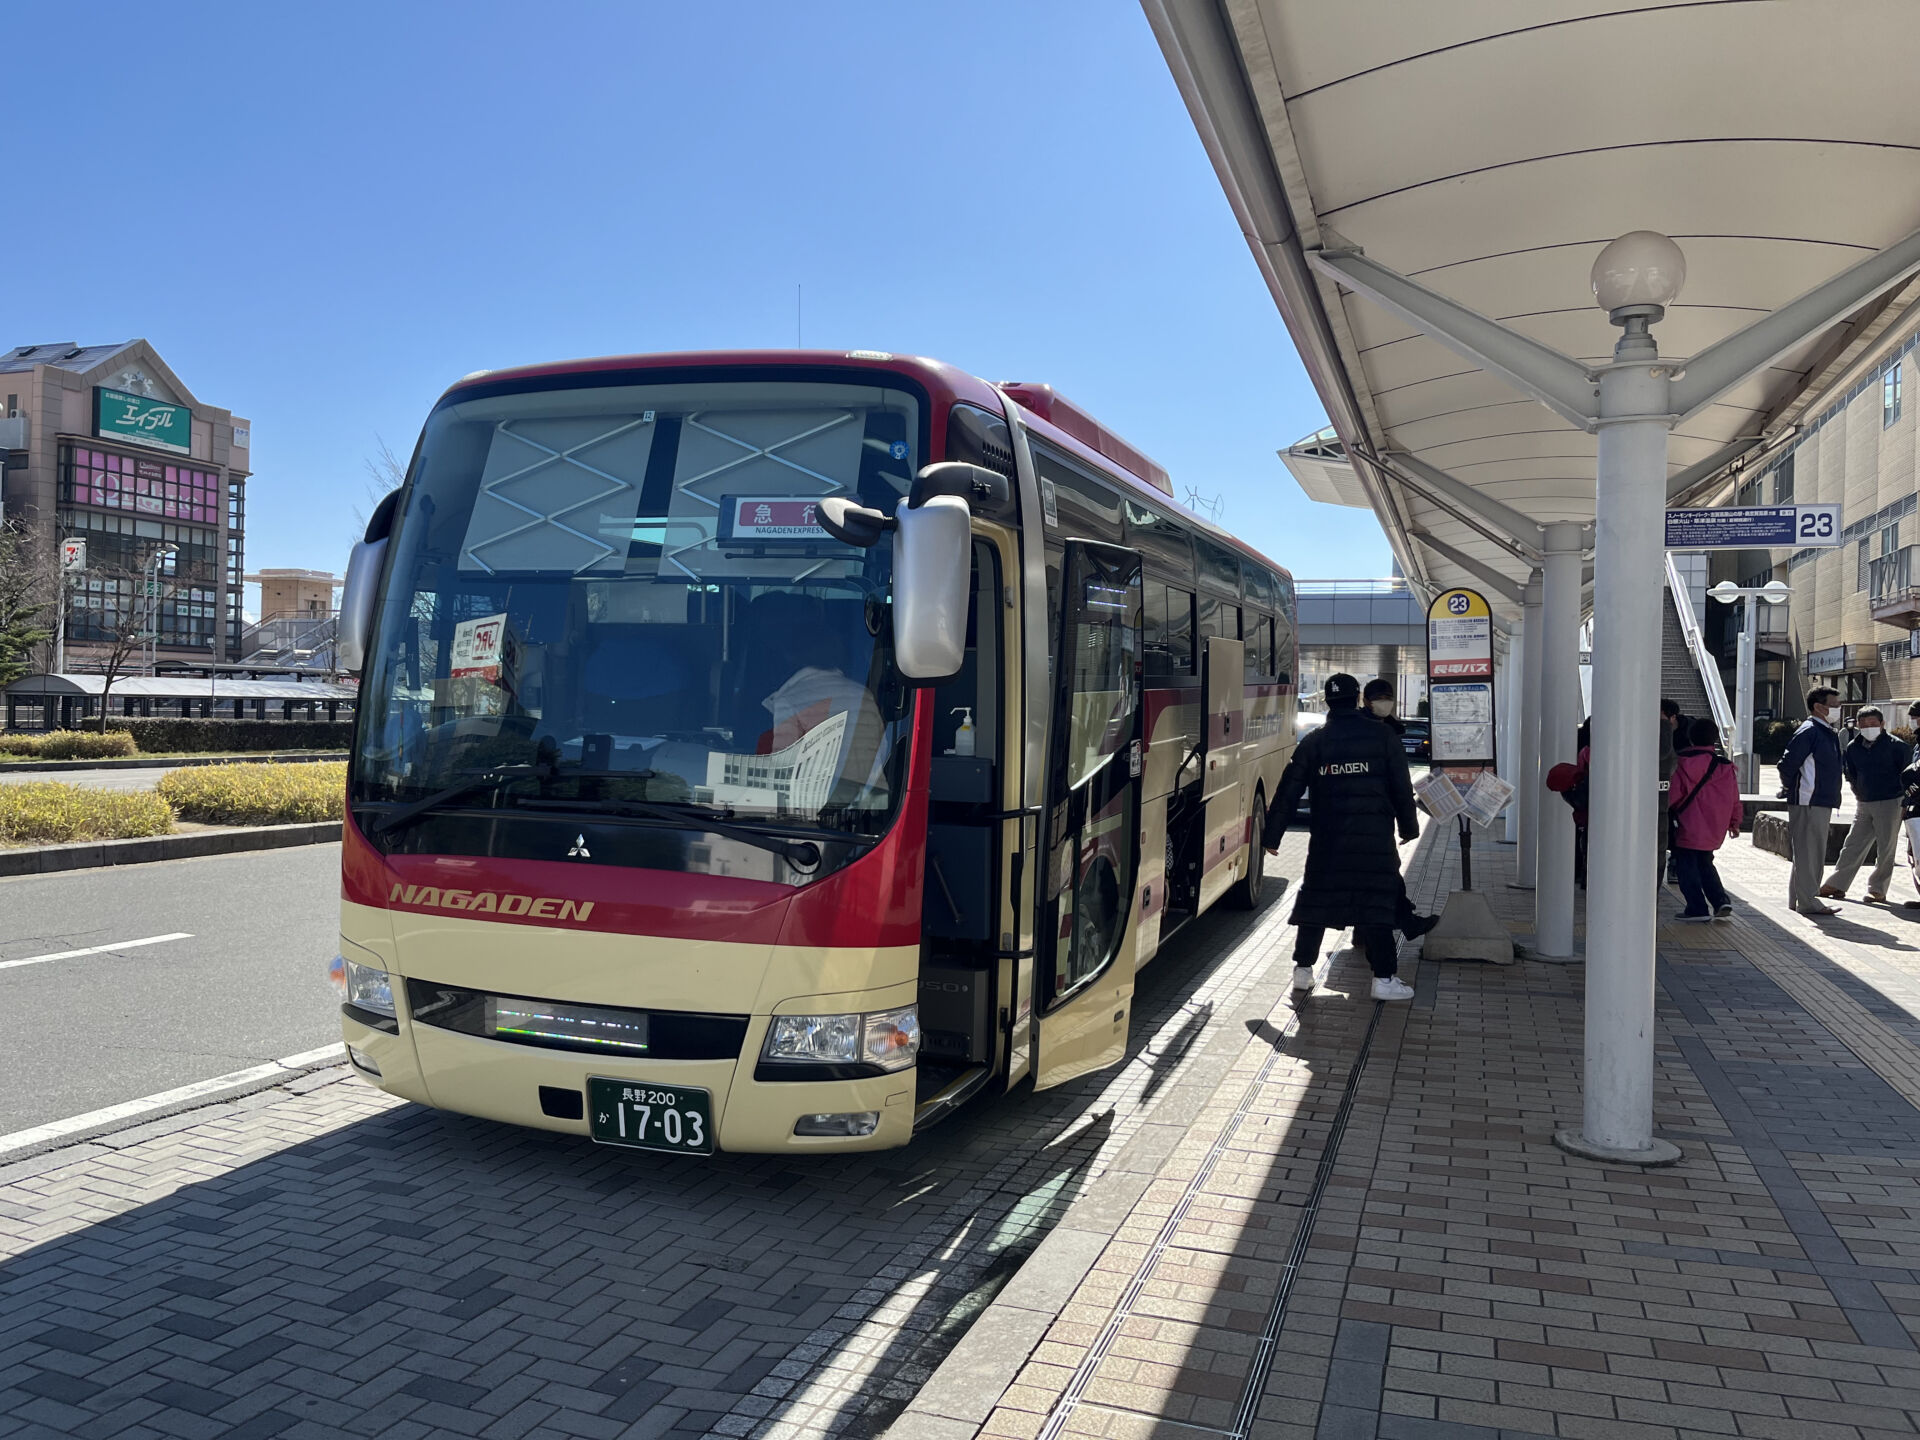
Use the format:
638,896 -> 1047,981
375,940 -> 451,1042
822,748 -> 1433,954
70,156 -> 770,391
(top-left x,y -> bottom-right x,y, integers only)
0,887 -> 1286,1440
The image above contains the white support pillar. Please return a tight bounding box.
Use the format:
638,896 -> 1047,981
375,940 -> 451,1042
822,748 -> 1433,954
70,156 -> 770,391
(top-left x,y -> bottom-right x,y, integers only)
1555,315 -> 1683,1167
1515,571 -> 1544,886
1535,528 -> 1583,958
1502,622 -> 1520,843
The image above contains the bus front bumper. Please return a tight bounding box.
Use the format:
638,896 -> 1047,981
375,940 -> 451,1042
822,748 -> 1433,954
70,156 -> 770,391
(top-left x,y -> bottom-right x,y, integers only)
340,1009 -> 917,1153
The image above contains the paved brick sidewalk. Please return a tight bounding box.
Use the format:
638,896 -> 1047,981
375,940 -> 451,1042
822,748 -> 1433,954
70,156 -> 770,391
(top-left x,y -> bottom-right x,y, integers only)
936,826 -> 1920,1440
0,842 -> 1320,1440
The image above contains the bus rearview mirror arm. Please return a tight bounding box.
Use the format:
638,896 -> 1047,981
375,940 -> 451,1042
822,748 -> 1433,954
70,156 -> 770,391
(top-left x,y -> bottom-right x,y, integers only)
820,465 -> 980,683
337,489 -> 401,674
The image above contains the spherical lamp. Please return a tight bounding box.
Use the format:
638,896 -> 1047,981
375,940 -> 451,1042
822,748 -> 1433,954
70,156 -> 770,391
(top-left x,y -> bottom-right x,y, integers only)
1760,580 -> 1791,604
1708,579 -> 1740,604
1591,230 -> 1687,318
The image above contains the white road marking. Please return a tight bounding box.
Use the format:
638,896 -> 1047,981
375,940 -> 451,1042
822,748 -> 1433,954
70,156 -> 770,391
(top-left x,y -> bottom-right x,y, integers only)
0,931 -> 193,972
0,1042 -> 346,1161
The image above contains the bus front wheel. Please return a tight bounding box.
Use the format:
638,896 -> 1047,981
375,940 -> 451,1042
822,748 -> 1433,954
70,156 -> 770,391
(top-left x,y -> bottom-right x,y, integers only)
1226,788 -> 1267,911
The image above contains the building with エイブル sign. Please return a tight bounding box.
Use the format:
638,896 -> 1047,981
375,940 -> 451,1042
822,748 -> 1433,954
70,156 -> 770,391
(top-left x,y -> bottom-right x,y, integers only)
0,340 -> 250,667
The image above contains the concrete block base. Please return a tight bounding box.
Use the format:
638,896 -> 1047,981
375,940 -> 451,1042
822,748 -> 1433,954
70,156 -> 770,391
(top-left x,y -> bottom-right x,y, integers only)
1553,1127 -> 1683,1167
1422,889 -> 1517,964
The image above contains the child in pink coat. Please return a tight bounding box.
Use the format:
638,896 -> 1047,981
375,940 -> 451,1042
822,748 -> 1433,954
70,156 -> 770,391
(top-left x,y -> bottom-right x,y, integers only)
1668,716 -> 1746,921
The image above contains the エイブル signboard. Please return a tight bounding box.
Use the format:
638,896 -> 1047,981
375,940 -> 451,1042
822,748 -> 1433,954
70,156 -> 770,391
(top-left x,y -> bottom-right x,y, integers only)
720,497 -> 832,543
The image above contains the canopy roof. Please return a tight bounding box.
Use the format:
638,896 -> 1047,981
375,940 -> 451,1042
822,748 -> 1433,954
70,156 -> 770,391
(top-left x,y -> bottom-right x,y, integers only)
1147,0 -> 1920,612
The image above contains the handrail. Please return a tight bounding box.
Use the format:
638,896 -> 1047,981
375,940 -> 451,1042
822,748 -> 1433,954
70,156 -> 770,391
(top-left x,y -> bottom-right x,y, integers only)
1664,552 -> 1738,747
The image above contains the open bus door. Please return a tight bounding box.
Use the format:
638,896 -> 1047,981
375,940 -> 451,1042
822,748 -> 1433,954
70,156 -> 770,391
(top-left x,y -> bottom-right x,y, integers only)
1032,540 -> 1143,1090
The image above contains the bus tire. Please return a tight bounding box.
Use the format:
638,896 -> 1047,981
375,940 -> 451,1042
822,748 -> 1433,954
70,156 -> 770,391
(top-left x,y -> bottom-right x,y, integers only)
1226,789 -> 1267,911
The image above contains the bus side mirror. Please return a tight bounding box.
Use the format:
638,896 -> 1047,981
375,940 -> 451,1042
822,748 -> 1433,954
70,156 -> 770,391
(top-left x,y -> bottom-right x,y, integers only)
337,489 -> 399,674
893,494 -> 971,681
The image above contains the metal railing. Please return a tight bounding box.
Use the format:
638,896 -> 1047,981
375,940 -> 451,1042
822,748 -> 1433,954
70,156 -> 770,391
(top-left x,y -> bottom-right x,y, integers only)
1663,552 -> 1737,743
1869,545 -> 1918,600
1293,578 -> 1411,596
239,611 -> 339,667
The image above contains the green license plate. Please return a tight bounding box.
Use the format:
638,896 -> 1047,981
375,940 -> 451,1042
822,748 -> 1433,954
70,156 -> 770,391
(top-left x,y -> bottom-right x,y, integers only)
587,1078 -> 714,1155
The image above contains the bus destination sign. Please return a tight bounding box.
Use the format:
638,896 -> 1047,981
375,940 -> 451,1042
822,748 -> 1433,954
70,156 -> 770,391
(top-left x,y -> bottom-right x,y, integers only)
1664,503 -> 1841,549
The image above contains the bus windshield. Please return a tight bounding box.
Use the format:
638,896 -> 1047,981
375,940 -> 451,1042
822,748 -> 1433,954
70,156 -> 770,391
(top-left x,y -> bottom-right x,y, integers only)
352,377 -> 922,859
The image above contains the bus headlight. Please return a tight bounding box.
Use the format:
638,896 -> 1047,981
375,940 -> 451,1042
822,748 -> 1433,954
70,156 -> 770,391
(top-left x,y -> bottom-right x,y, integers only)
762,1006 -> 920,1071
344,959 -> 396,1017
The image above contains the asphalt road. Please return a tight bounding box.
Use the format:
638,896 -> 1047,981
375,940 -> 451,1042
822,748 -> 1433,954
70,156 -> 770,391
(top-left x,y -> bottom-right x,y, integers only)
0,844 -> 342,1133
0,765 -> 188,792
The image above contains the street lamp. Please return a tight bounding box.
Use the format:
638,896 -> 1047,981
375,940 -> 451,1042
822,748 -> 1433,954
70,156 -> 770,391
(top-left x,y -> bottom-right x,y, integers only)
1709,577 -> 1791,790
143,543 -> 179,677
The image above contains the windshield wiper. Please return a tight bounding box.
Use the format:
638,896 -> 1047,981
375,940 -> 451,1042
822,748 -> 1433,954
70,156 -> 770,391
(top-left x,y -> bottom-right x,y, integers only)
507,794 -> 823,869
370,766 -> 541,835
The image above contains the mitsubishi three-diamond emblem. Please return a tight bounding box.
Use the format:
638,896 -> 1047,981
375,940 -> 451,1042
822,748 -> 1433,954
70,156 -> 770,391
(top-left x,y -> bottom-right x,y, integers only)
567,834 -> 591,858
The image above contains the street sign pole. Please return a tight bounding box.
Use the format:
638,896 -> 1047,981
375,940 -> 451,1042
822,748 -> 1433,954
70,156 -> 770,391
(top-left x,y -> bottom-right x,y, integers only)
1736,598 -> 1758,791
1421,586 -> 1515,964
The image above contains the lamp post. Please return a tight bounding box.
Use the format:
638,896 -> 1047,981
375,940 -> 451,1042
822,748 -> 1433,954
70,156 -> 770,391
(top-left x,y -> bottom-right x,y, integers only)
1558,231 -> 1691,1167
143,543 -> 178,677
1708,578 -> 1791,791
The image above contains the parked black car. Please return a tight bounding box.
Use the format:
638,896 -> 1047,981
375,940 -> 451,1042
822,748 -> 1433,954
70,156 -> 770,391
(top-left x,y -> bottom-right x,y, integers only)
1399,719 -> 1431,759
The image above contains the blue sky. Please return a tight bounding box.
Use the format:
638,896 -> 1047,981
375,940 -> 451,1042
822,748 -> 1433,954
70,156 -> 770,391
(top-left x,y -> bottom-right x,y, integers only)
8,2 -> 1389,591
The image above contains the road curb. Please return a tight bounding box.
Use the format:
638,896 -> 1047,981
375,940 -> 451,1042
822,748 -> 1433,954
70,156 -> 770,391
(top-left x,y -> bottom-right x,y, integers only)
0,1045 -> 351,1168
0,820 -> 341,877
0,751 -> 346,774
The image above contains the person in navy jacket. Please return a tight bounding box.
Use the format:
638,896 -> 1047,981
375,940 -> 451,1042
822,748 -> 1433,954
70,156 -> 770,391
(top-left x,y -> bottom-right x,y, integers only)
1777,687 -> 1844,915
1819,705 -> 1913,904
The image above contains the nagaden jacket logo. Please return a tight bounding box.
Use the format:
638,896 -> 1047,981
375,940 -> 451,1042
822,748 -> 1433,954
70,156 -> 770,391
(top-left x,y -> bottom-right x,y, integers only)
387,883 -> 595,921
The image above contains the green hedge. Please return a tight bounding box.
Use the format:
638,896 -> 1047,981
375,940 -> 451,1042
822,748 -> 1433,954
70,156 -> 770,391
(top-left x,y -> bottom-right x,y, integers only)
105,718 -> 353,753
0,731 -> 138,759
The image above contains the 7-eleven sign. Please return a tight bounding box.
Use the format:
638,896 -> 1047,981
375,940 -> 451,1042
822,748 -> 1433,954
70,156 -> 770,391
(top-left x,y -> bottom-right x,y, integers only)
60,539 -> 86,572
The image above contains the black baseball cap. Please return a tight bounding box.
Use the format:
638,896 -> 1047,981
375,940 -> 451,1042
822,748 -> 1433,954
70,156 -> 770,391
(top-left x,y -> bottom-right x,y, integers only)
1324,673 -> 1361,706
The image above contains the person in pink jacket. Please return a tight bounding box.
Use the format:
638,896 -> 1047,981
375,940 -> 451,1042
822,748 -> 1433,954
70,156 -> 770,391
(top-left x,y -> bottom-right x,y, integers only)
1668,717 -> 1746,922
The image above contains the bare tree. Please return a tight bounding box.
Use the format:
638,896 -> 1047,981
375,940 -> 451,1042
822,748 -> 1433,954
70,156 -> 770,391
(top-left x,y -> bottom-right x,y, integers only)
0,519 -> 53,686
78,560 -> 173,732
355,436 -> 407,541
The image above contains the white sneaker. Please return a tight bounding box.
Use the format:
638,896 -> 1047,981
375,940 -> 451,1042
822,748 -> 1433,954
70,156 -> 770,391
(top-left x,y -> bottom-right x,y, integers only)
1291,966 -> 1316,994
1371,976 -> 1416,1002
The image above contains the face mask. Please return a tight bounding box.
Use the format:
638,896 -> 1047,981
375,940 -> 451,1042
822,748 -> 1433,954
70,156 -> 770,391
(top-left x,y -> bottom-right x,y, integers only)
1861,726 -> 1882,742
1370,699 -> 1394,717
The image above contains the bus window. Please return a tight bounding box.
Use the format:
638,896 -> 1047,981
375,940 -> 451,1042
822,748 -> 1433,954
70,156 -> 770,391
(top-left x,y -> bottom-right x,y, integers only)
1034,441 -> 1124,544
1124,500 -> 1194,584
1274,577 -> 1296,686
1245,614 -> 1263,681
1143,579 -> 1172,679
1194,535 -> 1240,600
1167,587 -> 1194,674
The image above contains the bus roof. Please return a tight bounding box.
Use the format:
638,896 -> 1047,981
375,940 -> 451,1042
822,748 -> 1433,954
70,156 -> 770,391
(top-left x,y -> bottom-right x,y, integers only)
438,349 -> 1293,589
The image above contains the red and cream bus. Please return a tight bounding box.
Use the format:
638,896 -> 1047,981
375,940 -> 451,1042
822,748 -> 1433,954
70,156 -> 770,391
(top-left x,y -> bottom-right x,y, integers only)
333,351 -> 1296,1153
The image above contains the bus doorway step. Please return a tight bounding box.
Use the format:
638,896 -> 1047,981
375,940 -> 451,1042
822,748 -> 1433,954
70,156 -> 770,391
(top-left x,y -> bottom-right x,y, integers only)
913,1063 -> 994,1130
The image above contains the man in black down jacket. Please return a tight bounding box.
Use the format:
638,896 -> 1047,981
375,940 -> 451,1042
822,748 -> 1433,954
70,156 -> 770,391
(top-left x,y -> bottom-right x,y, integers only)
1265,673 -> 1421,1001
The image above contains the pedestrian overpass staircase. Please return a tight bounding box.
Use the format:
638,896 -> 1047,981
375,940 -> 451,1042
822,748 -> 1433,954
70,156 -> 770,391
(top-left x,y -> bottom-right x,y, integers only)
237,613 -> 338,670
